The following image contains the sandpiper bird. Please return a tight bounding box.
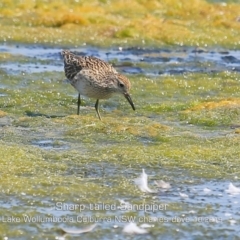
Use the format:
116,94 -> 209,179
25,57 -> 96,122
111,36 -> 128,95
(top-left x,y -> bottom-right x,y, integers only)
62,50 -> 135,120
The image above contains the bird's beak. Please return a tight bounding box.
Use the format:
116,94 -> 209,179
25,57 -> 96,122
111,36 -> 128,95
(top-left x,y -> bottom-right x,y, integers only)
124,93 -> 135,111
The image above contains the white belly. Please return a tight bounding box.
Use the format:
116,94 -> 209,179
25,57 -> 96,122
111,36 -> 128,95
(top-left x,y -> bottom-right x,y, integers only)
73,79 -> 112,99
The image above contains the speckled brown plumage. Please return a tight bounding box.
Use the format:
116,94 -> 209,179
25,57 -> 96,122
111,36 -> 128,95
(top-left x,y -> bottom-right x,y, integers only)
62,50 -> 135,120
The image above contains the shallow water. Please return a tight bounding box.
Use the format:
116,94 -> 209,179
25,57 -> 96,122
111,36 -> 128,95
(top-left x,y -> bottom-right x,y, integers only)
1,44 -> 240,75
0,43 -> 240,239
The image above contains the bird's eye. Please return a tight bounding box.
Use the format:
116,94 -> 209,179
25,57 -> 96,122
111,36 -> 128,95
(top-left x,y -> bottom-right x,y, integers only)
119,83 -> 124,88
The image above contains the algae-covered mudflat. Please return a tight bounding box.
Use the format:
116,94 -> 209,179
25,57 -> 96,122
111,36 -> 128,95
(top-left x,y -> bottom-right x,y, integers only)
0,0 -> 240,239
0,0 -> 240,47
0,44 -> 239,239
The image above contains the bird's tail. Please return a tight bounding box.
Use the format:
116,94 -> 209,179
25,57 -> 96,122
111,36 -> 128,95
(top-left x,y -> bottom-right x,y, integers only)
61,50 -> 82,80
61,50 -> 76,63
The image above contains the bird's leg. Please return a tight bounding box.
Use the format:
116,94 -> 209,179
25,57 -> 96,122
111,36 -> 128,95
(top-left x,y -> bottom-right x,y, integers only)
95,99 -> 102,120
77,93 -> 81,115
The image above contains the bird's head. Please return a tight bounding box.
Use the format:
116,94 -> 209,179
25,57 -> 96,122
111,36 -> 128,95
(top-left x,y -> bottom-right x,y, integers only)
113,74 -> 135,111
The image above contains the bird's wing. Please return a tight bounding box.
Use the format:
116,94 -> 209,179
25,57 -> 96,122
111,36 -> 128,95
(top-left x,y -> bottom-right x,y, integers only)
62,50 -> 117,80
73,69 -> 95,82
73,69 -> 115,89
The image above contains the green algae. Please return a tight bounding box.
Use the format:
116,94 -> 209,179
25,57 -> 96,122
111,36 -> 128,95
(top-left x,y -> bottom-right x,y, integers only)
0,69 -> 239,183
